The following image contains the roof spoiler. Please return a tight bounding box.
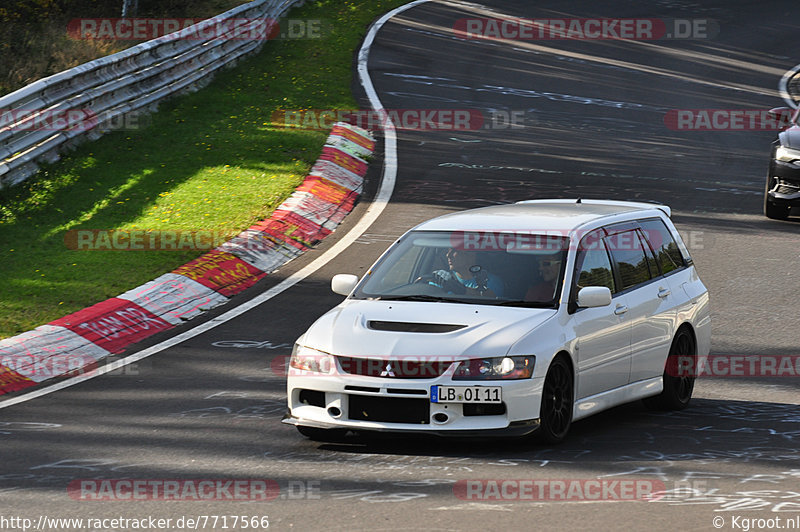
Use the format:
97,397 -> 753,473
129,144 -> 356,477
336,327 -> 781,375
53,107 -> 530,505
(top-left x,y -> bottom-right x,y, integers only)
515,199 -> 671,217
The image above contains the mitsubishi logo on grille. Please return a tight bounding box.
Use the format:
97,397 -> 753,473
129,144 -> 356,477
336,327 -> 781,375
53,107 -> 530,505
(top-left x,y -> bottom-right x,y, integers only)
380,363 -> 396,377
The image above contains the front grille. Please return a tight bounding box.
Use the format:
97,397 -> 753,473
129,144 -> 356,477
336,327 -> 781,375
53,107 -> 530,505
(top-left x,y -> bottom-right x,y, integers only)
348,394 -> 429,424
463,402 -> 507,416
345,385 -> 380,393
337,356 -> 452,379
386,388 -> 427,395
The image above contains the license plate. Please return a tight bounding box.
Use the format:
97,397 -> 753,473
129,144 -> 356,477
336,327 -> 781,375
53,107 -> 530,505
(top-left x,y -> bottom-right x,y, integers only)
431,386 -> 502,403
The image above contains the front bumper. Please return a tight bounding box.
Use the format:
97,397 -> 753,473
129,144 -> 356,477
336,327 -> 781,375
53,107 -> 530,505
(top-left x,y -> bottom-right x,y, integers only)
281,411 -> 540,437
768,160 -> 800,204
284,372 -> 543,436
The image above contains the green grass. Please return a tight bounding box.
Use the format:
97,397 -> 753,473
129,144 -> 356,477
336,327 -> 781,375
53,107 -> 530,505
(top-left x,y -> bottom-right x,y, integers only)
0,0 -> 409,339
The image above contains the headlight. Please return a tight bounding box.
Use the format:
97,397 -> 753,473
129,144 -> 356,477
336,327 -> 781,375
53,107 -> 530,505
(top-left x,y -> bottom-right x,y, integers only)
775,146 -> 800,163
453,356 -> 534,380
289,345 -> 335,374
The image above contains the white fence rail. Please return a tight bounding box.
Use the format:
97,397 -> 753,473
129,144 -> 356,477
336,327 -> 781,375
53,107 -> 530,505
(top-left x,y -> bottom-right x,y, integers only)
0,0 -> 302,189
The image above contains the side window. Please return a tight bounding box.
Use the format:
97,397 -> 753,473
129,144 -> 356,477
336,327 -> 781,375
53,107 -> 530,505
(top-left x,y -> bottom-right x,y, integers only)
575,245 -> 616,293
638,219 -> 686,275
606,230 -> 651,290
574,230 -> 615,294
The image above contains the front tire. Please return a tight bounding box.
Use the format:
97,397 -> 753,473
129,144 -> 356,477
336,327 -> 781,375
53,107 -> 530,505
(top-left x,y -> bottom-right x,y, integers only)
537,356 -> 573,444
644,328 -> 696,410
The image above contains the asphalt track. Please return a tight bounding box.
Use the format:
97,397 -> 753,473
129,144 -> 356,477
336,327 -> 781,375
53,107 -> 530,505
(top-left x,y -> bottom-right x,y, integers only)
2,1 -> 800,530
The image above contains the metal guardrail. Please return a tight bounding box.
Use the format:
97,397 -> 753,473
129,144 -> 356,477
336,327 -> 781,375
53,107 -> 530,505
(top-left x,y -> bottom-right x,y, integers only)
0,0 -> 302,189
779,63 -> 800,110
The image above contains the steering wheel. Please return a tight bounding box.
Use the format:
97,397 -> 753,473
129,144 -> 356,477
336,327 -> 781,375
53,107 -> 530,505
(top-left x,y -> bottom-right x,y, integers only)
413,273 -> 463,293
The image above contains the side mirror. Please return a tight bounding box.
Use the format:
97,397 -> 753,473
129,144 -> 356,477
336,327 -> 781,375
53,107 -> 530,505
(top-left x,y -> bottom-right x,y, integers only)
767,107 -> 795,130
331,274 -> 359,296
577,286 -> 612,308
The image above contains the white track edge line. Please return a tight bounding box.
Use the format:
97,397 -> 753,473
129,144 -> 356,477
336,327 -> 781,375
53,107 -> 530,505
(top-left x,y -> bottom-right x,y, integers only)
0,0 -> 432,410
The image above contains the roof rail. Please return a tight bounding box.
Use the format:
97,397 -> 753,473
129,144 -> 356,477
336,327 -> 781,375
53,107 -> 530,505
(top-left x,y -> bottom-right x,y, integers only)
515,198 -> 671,217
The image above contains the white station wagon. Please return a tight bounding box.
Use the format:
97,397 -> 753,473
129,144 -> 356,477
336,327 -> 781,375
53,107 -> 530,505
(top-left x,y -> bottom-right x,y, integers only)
282,199 -> 711,443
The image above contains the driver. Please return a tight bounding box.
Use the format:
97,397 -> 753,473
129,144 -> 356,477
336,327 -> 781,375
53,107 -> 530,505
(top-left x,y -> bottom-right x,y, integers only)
430,248 -> 504,297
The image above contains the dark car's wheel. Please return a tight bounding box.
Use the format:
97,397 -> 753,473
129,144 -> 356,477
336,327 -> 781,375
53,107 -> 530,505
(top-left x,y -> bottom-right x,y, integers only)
537,356 -> 573,444
296,426 -> 348,441
764,173 -> 790,220
644,328 -> 696,411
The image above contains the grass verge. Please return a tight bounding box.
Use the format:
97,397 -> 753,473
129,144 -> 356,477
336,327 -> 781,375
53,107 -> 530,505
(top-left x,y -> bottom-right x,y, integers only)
0,0 -> 409,339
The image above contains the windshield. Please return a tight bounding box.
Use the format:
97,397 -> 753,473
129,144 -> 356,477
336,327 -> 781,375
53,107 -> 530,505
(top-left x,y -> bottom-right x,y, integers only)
352,230 -> 570,307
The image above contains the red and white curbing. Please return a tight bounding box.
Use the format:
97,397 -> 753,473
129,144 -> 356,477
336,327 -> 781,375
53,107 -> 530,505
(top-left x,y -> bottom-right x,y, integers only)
0,122 -> 374,396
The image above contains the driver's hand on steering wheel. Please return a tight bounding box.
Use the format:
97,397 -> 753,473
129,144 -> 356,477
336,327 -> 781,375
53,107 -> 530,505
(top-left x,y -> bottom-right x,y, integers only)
432,269 -> 453,283
432,269 -> 465,294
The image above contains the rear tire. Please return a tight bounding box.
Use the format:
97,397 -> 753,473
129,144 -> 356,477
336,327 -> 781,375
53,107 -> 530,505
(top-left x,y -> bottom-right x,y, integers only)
537,356 -> 573,444
644,328 -> 696,411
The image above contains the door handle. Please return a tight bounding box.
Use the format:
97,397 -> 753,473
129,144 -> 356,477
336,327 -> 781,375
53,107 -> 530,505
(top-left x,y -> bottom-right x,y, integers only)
657,287 -> 671,298
614,304 -> 628,315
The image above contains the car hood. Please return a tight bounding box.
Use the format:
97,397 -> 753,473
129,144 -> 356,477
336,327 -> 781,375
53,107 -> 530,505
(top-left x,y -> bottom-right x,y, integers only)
299,299 -> 557,359
779,126 -> 800,149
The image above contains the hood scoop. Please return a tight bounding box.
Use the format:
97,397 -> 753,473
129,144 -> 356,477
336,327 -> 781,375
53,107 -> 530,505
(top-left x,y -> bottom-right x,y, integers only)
367,320 -> 466,333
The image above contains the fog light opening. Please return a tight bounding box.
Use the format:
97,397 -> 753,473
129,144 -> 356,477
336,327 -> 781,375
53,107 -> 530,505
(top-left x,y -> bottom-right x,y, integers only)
432,412 -> 449,424
327,406 -> 342,418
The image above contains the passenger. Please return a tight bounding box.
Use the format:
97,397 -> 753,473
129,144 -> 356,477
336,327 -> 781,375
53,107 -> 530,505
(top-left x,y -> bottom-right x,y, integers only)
525,255 -> 562,302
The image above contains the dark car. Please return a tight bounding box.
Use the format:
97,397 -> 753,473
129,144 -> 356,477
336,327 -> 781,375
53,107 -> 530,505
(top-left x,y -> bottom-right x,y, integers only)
765,106 -> 800,219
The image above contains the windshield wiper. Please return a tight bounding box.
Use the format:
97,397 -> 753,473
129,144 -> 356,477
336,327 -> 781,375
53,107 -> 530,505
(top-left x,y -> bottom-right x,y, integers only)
375,294 -> 467,303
